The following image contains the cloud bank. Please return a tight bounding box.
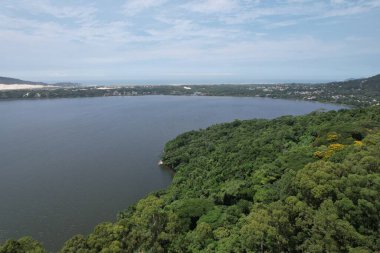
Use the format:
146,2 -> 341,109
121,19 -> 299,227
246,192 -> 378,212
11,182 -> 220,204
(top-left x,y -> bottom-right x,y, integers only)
1,0 -> 379,83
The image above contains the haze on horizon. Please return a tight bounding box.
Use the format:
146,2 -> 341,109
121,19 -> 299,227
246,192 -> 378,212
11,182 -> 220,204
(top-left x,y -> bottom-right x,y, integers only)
1,0 -> 380,84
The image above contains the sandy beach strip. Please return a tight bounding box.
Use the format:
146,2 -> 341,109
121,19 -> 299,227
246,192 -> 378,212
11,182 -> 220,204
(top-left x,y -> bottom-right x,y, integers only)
96,87 -> 117,90
0,84 -> 57,90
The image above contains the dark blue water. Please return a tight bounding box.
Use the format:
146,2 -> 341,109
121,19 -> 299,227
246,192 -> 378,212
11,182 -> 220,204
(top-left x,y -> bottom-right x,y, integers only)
0,96 -> 344,251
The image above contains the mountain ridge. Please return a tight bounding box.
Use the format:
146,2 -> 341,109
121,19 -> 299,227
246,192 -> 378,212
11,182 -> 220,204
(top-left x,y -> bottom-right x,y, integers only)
0,76 -> 47,85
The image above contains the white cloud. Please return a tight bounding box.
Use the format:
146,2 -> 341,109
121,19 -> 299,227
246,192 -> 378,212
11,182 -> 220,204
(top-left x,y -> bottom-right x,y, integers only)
331,0 -> 345,4
21,0 -> 97,23
179,0 -> 380,26
183,0 -> 239,13
123,0 -> 167,15
1,0 -> 380,81
265,20 -> 298,29
148,16 -> 243,43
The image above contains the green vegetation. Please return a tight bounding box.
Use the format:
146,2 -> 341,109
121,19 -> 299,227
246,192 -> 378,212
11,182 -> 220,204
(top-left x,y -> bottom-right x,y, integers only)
1,74 -> 380,106
0,237 -> 45,253
3,106 -> 378,252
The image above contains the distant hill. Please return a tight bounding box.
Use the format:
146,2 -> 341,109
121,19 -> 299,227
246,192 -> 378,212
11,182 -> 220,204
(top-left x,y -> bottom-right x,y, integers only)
329,74 -> 380,93
0,76 -> 48,85
0,76 -> 82,87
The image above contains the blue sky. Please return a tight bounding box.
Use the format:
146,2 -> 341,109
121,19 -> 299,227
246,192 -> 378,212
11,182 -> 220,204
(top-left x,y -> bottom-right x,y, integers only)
1,0 -> 380,84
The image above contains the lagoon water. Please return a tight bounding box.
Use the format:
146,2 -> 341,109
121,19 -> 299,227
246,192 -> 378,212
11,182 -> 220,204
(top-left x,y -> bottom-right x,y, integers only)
0,96 -> 344,251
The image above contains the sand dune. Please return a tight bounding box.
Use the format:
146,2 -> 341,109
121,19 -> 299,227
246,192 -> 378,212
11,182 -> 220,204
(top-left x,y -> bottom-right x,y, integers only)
0,84 -> 57,90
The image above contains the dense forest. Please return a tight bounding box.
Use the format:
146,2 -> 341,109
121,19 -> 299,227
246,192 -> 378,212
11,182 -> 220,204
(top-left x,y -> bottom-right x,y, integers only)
2,105 -> 379,252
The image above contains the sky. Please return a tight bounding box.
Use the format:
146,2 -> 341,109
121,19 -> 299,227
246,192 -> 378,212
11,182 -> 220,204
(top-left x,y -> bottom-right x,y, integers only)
1,0 -> 380,84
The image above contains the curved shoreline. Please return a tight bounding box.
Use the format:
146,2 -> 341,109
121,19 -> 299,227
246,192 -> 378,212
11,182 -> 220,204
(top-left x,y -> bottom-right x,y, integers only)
0,96 -> 350,251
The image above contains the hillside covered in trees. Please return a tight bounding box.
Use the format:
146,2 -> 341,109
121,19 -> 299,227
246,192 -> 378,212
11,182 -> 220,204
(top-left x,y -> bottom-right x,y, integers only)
2,105 -> 379,252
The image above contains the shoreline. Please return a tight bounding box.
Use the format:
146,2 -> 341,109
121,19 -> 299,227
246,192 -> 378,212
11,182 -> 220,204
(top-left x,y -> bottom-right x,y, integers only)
0,84 -> 58,90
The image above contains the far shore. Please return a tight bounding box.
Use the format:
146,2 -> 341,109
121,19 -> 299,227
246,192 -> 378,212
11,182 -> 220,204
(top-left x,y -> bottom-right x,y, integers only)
0,84 -> 58,90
